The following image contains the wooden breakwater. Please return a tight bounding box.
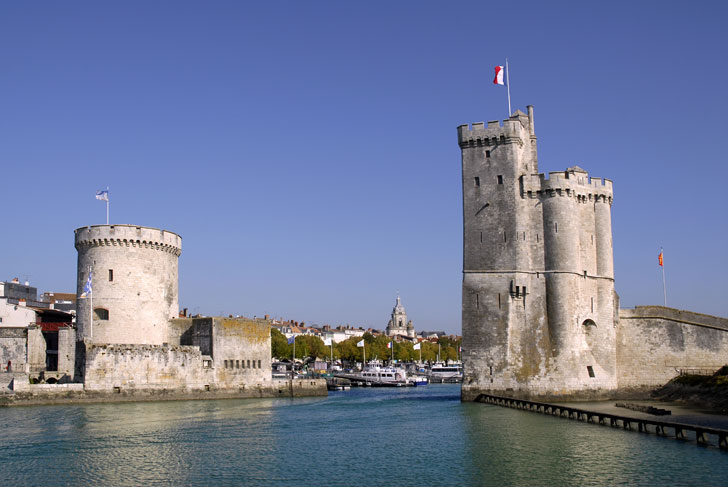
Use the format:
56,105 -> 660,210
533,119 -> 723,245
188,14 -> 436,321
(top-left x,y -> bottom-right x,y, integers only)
475,394 -> 728,450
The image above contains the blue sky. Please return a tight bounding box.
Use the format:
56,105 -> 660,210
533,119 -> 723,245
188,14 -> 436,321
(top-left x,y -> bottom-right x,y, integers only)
2,1 -> 726,333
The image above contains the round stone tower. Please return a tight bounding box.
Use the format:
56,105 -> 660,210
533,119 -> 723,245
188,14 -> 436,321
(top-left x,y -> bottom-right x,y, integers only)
75,224 -> 182,345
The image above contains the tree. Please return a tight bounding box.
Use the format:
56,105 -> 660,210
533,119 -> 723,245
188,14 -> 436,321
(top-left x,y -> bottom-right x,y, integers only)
271,328 -> 290,359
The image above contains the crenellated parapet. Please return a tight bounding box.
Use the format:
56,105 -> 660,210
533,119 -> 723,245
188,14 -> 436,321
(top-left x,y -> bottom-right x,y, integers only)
75,225 -> 182,256
457,109 -> 535,149
521,167 -> 613,204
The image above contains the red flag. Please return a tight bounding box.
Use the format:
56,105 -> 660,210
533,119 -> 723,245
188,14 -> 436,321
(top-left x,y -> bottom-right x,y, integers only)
658,252 -> 663,267
493,66 -> 504,85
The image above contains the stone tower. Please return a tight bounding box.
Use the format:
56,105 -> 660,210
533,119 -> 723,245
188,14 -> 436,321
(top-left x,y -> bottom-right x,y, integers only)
386,296 -> 415,338
75,224 -> 182,345
458,107 -> 617,400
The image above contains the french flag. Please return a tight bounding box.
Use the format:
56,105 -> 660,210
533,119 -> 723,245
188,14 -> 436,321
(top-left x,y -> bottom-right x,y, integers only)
494,66 -> 505,85
387,342 -> 392,349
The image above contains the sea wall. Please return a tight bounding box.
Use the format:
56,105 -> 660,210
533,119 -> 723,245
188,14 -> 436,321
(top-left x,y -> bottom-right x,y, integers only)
82,343 -> 212,392
617,306 -> 728,390
0,378 -> 327,406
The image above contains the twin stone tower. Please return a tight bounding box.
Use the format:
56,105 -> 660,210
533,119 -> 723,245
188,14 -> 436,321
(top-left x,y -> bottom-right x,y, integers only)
459,107 -> 617,400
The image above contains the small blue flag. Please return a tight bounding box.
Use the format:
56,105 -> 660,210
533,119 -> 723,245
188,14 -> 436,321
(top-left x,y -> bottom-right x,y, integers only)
287,336 -> 295,344
95,190 -> 109,202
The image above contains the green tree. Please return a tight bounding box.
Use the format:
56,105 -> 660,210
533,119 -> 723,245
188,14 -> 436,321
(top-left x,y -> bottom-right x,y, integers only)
271,328 -> 291,359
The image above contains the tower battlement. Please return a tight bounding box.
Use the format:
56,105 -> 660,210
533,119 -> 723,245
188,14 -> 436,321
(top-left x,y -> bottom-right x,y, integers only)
521,169 -> 613,203
457,107 -> 535,149
75,225 -> 182,256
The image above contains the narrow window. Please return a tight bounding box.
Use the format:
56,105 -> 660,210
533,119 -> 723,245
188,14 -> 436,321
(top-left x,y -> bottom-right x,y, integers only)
474,176 -> 480,187
489,366 -> 493,375
224,360 -> 228,368
554,222 -> 558,233
258,360 -> 261,368
591,297 -> 594,313
108,269 -> 113,281
503,231 -> 507,242
523,232 -> 526,240
486,150 -> 491,158
236,360 -> 240,369
498,293 -> 501,309
587,366 -> 595,378
591,235 -> 594,245
242,360 -> 245,368
247,360 -> 251,368
584,270 -> 587,277
536,234 -> 540,242
93,308 -> 109,320
480,232 -> 483,243
497,175 -> 503,184
476,293 -> 479,309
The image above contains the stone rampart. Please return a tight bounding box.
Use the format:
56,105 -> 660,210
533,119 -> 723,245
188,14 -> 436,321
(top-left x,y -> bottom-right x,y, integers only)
617,306 -> 728,390
82,343 -> 212,392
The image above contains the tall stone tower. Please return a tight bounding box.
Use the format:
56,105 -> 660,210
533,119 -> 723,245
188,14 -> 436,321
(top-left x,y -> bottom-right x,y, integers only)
458,107 -> 617,400
75,224 -> 182,346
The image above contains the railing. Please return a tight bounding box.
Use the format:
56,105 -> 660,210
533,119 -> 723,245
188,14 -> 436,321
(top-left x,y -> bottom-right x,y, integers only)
37,322 -> 74,332
475,393 -> 728,450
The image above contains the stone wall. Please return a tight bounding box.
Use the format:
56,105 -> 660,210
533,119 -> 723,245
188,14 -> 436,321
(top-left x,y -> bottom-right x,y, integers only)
617,306 -> 728,389
210,317 -> 272,388
0,327 -> 27,372
27,326 -> 46,373
57,327 -> 76,376
82,343 -> 212,391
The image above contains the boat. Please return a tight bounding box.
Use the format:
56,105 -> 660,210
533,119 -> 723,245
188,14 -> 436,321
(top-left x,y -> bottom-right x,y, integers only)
411,375 -> 429,386
428,363 -> 463,383
334,363 -> 414,387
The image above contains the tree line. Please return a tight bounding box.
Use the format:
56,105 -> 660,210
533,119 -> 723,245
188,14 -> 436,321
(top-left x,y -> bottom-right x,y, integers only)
271,328 -> 461,363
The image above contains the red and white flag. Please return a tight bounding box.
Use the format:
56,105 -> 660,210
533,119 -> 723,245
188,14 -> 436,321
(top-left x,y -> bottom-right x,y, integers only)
493,65 -> 505,85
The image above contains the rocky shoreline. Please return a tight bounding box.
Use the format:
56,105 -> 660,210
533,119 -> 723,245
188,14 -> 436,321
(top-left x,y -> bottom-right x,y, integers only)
652,367 -> 728,414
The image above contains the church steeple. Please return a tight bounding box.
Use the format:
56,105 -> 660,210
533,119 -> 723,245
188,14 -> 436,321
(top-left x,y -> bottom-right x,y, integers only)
386,295 -> 415,338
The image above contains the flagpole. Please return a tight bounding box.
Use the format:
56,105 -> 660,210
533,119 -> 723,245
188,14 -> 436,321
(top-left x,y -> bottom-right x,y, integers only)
661,247 -> 667,307
363,343 -> 366,369
88,266 -> 93,340
106,186 -> 109,225
391,340 -> 394,365
505,58 -> 512,116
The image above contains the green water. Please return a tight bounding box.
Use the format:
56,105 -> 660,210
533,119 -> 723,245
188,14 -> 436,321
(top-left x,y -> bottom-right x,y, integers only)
0,385 -> 726,486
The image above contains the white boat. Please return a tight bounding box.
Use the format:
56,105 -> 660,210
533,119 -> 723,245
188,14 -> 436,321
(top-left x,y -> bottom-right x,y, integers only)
358,365 -> 409,385
429,363 -> 463,383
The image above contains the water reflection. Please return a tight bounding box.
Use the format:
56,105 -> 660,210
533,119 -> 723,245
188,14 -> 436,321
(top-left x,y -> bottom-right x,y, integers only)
461,401 -> 728,486
1,387 -> 727,486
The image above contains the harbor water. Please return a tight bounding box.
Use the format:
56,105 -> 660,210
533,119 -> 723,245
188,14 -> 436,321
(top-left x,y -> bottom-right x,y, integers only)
1,384 -> 726,486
